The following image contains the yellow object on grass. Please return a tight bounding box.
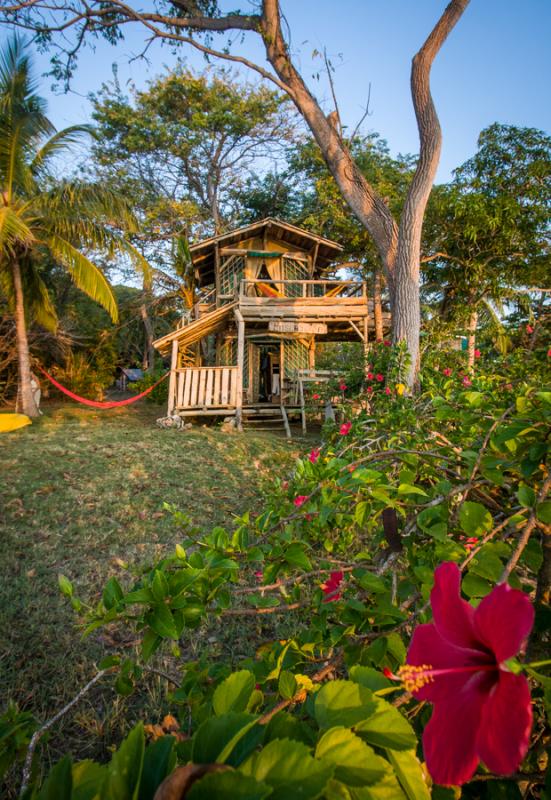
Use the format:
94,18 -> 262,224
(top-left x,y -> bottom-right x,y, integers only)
0,413 -> 32,433
396,383 -> 406,396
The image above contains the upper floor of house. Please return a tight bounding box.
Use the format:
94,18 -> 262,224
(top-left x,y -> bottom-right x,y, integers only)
190,217 -> 367,311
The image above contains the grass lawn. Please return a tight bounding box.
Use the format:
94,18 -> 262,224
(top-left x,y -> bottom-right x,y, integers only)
0,402 -> 303,787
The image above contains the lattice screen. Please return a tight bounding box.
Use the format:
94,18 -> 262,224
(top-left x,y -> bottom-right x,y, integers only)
283,339 -> 309,378
219,338 -> 237,366
282,257 -> 308,297
220,254 -> 245,298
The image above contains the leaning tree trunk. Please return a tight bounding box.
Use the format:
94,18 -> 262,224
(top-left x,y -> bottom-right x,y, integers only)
139,301 -> 156,373
11,260 -> 39,417
467,309 -> 478,372
373,268 -> 384,343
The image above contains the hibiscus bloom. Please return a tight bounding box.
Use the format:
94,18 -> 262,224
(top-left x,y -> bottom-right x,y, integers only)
367,386 -> 373,395
526,324 -> 534,334
386,562 -> 533,786
321,570 -> 344,603
309,448 -> 320,463
254,571 -> 264,581
462,376 -> 472,387
293,495 -> 308,508
383,340 -> 391,346
442,367 -> 452,377
474,349 -> 481,358
339,382 -> 347,391
547,348 -> 551,358
384,386 -> 391,395
375,374 -> 384,382
367,372 -> 374,381
339,421 -> 352,435
312,393 -> 321,400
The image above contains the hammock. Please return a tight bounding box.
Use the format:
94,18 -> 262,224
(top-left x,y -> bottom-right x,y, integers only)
37,366 -> 169,409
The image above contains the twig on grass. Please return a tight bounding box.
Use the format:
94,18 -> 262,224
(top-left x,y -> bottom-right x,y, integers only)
20,670 -> 108,797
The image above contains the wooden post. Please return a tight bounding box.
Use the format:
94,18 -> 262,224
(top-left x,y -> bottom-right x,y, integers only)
363,281 -> 370,373
235,308 -> 245,432
167,339 -> 178,416
214,242 -> 221,307
308,338 -> 316,373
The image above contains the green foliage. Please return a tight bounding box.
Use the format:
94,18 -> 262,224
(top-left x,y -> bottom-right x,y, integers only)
25,340 -> 549,797
129,370 -> 169,404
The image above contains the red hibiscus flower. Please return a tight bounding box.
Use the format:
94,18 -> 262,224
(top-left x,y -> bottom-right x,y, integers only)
384,386 -> 391,395
383,340 -> 391,346
339,382 -> 347,391
293,495 -> 308,508
474,349 -> 481,358
526,324 -> 534,334
367,372 -> 374,380
547,348 -> 551,358
462,376 -> 472,387
386,563 -> 534,786
309,448 -> 320,463
254,571 -> 264,581
375,373 -> 384,382
312,393 -> 321,400
442,367 -> 452,377
321,570 -> 344,603
339,421 -> 352,435
367,386 -> 373,394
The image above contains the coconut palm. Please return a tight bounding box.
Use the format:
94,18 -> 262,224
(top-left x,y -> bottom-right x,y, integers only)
0,37 -> 148,416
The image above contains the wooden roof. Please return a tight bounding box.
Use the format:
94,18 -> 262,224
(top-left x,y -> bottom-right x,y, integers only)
191,218 -> 343,285
153,302 -> 237,355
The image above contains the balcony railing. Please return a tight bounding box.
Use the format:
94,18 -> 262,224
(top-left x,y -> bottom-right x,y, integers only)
238,279 -> 366,300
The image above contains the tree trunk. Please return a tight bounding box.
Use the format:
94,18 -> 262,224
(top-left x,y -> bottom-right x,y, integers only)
11,260 -> 39,417
372,269 -> 384,342
260,0 -> 469,387
140,279 -> 156,373
467,309 -> 478,372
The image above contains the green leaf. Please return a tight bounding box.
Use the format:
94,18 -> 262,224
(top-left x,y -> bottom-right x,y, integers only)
146,604 -> 179,640
314,680 -> 376,729
242,738 -> 333,800
100,724 -> 145,800
102,577 -> 123,610
72,760 -> 107,800
355,698 -> 416,750
278,670 -> 298,700
462,571 -> 492,598
536,500 -> 551,525
151,570 -> 169,602
58,574 -> 73,597
38,756 -> 72,800
213,670 -> 256,716
349,666 -> 393,693
385,749 -> 430,800
284,543 -> 312,571
315,727 -> 387,785
187,770 -> 272,800
141,629 -> 162,661
517,483 -> 536,508
138,736 -> 176,800
458,501 -> 493,536
397,484 -> 428,497
356,573 -> 386,594
192,713 -> 261,766
469,550 -> 504,582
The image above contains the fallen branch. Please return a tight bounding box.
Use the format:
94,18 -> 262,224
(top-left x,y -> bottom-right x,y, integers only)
20,670 -> 108,797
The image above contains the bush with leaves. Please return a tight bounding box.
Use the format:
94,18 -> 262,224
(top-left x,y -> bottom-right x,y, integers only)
10,339 -> 551,799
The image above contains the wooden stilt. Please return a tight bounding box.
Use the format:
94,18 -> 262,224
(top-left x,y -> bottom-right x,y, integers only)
235,308 -> 245,432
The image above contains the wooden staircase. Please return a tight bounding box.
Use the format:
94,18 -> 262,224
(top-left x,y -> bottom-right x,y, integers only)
241,405 -> 292,438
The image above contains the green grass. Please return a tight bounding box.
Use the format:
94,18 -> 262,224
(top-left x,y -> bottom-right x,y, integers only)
0,403 -> 303,789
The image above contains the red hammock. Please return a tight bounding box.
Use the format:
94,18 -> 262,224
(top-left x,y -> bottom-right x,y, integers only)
37,366 -> 169,409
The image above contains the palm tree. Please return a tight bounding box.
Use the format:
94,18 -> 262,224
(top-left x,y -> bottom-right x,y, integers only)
0,37 -> 148,416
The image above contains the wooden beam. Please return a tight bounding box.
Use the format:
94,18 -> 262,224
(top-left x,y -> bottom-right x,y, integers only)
214,242 -> 221,307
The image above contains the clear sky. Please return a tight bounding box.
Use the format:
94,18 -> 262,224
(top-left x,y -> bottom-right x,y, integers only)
6,0 -> 551,182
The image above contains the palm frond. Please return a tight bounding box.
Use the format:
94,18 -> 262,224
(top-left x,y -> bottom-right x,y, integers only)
46,234 -> 119,322
0,204 -> 35,258
20,256 -> 59,331
30,125 -> 95,178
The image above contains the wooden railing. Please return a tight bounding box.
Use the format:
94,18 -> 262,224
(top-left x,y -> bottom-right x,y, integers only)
239,279 -> 366,299
173,366 -> 239,410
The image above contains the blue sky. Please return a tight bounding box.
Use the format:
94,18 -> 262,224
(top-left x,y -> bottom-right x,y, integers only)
9,0 -> 551,181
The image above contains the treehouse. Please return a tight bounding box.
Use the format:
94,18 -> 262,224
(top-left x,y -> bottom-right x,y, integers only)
153,218 -> 389,434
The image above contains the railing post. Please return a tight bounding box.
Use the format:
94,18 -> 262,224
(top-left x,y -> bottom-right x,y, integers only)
167,339 -> 178,416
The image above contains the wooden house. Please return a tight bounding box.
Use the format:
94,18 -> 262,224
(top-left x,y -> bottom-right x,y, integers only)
153,218 -> 389,434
